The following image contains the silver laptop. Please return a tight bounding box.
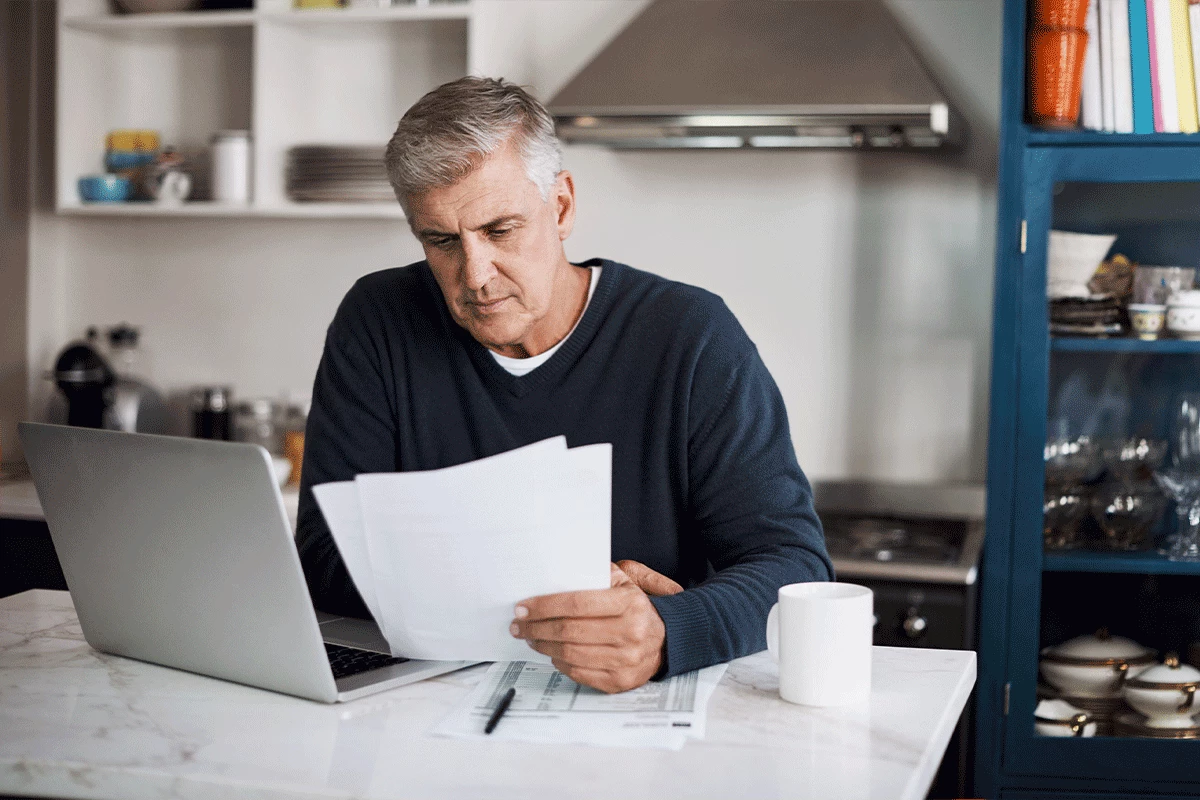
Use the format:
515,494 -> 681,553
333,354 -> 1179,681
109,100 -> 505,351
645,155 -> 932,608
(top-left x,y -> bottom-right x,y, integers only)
19,422 -> 471,703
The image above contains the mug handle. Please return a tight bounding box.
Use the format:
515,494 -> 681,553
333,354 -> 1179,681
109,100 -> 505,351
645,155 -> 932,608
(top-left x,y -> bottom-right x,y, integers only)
766,603 -> 779,662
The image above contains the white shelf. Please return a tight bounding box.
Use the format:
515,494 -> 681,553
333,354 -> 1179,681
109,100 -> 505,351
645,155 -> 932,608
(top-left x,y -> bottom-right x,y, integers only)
58,201 -> 406,219
57,0 -> 470,218
61,3 -> 471,32
61,10 -> 256,30
263,4 -> 473,23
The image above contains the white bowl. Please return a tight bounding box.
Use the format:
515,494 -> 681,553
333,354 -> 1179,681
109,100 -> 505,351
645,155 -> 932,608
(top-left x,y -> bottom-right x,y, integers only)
1047,230 -> 1118,299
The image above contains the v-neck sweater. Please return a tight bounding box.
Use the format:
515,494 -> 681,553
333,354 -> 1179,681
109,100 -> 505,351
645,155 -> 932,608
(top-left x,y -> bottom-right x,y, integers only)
296,258 -> 833,678
490,266 -> 600,375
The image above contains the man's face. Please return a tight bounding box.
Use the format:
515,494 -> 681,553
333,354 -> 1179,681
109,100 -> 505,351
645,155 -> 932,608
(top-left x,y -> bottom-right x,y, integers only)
407,137 -> 575,354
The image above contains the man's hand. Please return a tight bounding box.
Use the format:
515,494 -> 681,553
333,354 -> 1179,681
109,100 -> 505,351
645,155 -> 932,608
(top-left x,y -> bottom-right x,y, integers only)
511,561 -> 683,693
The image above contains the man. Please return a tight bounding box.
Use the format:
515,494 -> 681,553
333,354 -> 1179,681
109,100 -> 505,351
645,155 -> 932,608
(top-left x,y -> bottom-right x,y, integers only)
297,77 -> 832,694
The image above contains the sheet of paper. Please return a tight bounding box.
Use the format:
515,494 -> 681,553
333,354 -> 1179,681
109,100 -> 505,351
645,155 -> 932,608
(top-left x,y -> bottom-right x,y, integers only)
433,661 -> 728,750
347,437 -> 611,661
312,481 -> 382,624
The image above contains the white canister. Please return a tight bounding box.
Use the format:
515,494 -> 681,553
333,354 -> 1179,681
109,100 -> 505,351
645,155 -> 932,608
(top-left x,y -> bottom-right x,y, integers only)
766,582 -> 873,707
211,130 -> 251,204
1167,290 -> 1200,339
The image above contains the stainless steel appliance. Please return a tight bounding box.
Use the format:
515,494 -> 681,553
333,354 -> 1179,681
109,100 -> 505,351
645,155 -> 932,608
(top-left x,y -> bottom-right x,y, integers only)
549,0 -> 963,150
50,326 -> 167,434
814,480 -> 985,799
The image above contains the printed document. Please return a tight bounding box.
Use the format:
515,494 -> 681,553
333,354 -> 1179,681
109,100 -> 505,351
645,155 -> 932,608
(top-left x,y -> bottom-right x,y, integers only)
313,437 -> 612,662
434,660 -> 728,750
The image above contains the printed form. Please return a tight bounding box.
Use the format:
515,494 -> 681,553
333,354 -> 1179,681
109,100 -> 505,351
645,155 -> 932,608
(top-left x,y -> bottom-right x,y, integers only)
434,660 -> 728,750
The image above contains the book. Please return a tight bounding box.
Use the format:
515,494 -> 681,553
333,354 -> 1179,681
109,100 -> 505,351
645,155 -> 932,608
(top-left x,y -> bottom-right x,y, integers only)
1191,0 -> 1200,128
1101,0 -> 1117,130
1112,0 -> 1135,131
1149,0 -> 1165,128
1153,0 -> 1182,131
1083,0 -> 1105,129
1130,0 -> 1156,131
1173,0 -> 1200,131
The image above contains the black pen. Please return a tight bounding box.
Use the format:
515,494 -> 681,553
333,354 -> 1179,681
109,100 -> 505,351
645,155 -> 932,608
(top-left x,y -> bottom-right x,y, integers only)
484,687 -> 516,734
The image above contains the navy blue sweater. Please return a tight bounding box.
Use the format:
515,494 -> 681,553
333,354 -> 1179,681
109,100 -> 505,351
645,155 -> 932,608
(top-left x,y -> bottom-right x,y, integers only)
296,259 -> 832,677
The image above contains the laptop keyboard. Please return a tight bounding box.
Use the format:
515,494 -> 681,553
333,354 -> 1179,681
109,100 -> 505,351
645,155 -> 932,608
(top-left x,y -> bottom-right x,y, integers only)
325,643 -> 409,680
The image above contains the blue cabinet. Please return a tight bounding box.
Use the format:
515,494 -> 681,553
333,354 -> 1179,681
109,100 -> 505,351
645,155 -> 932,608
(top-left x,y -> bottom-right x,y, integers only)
978,2 -> 1200,796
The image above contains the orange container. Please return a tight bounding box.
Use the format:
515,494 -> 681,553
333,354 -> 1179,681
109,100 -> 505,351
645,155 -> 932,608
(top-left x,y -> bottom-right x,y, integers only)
1031,0 -> 1089,30
1028,26 -> 1089,128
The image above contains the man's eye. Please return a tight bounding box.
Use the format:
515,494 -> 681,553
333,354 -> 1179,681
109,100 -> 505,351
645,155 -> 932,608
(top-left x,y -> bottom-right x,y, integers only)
489,228 -> 512,239
430,238 -> 457,250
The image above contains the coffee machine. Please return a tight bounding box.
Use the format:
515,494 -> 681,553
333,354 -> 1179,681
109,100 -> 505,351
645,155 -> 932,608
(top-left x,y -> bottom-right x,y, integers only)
51,326 -> 167,433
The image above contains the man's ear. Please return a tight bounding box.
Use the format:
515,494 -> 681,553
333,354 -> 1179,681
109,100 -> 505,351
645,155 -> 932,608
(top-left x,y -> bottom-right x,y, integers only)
554,170 -> 576,241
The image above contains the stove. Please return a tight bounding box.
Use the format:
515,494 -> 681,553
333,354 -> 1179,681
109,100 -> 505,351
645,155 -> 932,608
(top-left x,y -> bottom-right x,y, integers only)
813,480 -> 985,799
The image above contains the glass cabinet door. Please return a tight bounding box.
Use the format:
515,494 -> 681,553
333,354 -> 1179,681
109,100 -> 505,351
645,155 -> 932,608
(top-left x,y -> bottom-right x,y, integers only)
1002,147 -> 1200,784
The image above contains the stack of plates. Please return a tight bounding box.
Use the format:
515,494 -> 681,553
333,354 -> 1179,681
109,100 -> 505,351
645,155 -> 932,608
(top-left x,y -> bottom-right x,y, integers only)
1049,296 -> 1125,337
1114,710 -> 1200,739
286,146 -> 394,203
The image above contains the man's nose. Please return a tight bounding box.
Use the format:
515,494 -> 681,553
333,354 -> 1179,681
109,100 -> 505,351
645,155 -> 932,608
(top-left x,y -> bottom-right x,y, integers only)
461,238 -> 496,292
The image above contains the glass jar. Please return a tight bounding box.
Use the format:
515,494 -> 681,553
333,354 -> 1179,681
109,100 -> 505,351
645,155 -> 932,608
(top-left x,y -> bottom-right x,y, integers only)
234,398 -> 283,455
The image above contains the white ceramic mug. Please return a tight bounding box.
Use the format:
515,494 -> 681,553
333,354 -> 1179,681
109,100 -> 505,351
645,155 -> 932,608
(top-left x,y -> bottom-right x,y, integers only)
766,582 -> 873,706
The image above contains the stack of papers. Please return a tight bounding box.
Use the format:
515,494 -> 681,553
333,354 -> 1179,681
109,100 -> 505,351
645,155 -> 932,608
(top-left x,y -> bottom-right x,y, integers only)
434,660 -> 729,750
313,437 -> 612,662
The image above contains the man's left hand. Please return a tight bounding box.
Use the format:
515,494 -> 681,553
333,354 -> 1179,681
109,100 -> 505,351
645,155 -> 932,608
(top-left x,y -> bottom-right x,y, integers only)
511,562 -> 682,693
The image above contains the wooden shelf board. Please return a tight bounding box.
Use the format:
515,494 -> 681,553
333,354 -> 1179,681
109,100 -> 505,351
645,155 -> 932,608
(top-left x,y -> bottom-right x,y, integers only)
61,10 -> 255,30
1043,550 -> 1200,576
58,201 -> 405,219
1051,337 -> 1200,354
1024,128 -> 1200,147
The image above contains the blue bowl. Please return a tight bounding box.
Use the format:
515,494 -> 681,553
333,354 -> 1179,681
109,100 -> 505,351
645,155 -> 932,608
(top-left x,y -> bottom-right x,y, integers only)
104,150 -> 156,171
78,175 -> 132,203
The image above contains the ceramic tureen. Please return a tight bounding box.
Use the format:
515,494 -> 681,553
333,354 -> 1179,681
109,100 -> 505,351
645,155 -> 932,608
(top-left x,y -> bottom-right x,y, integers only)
1039,628 -> 1156,698
1122,653 -> 1200,728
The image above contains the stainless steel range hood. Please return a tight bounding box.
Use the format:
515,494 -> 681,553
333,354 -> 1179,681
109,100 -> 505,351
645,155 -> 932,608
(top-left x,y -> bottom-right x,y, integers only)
549,0 -> 962,151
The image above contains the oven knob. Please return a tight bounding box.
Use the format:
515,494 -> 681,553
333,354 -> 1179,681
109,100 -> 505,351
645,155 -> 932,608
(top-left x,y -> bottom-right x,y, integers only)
902,609 -> 928,640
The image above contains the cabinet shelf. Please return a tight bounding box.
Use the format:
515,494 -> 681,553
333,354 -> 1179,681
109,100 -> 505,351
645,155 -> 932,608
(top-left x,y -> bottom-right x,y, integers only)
61,4 -> 471,31
1051,337 -> 1200,354
1043,550 -> 1200,576
1024,129 -> 1200,147
62,10 -> 255,30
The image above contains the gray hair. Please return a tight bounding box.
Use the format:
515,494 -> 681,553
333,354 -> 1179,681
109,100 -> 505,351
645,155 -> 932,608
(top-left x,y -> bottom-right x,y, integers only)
385,77 -> 563,214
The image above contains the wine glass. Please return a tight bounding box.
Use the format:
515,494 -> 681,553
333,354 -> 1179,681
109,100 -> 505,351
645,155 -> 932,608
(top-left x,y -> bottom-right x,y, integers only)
1153,394 -> 1200,561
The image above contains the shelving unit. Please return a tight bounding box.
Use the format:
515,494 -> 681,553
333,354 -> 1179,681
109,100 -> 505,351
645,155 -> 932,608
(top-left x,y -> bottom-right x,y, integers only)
56,0 -> 473,220
977,3 -> 1200,797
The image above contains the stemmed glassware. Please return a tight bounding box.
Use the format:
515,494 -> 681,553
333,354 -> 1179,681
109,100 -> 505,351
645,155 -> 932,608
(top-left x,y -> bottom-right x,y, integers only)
1153,394 -> 1200,562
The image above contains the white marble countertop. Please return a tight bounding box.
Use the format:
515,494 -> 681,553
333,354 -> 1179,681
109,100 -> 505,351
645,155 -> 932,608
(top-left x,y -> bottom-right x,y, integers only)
0,480 -> 44,521
0,590 -> 975,800
0,480 -> 300,530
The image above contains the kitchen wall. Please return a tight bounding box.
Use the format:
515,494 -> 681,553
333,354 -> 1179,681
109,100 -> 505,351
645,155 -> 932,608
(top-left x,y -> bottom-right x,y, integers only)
1,0 -> 34,466
19,0 -> 1001,483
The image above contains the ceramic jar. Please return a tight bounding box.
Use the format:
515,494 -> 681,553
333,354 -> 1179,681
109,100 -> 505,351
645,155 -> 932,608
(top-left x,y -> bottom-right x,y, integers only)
1123,653 -> 1200,728
1040,629 -> 1156,698
1167,290 -> 1200,339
